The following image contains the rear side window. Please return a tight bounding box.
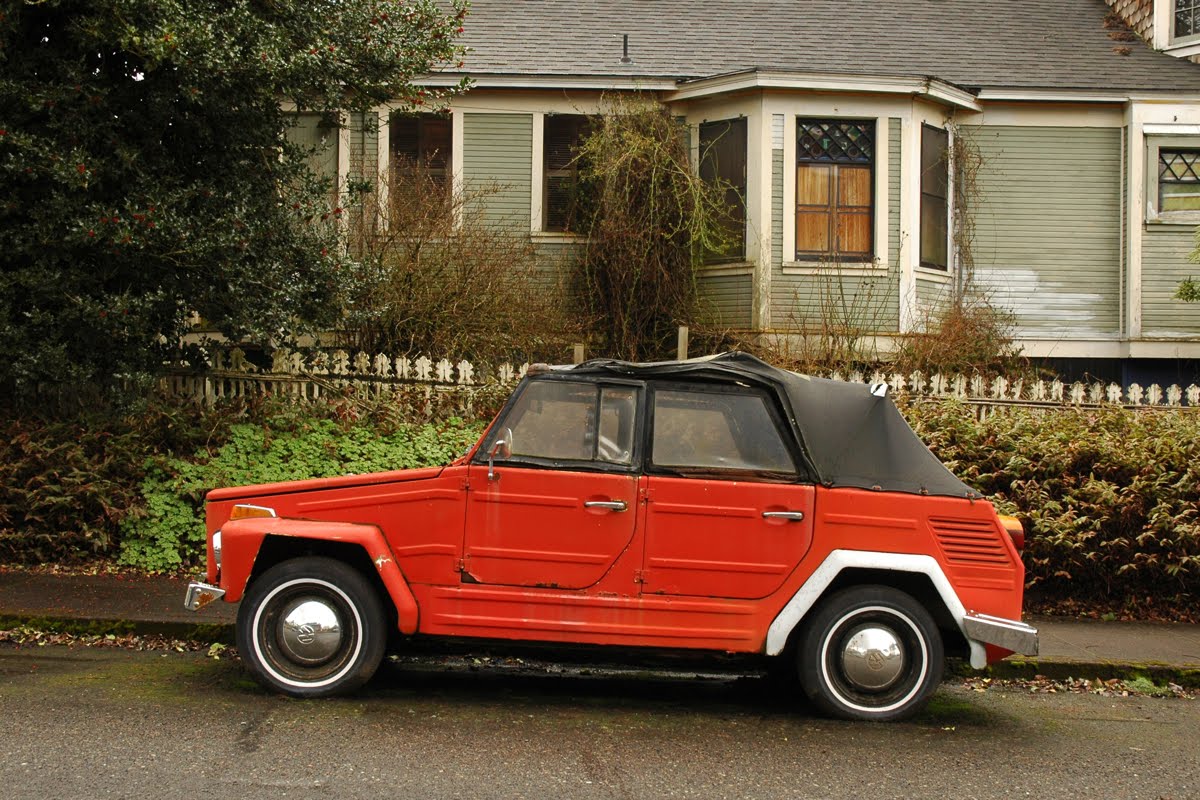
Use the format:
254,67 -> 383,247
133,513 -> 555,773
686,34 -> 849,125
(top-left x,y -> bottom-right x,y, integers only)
651,388 -> 796,475
500,380 -> 639,466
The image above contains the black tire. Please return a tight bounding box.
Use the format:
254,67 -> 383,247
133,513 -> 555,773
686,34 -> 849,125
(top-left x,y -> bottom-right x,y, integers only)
796,585 -> 943,722
236,556 -> 386,698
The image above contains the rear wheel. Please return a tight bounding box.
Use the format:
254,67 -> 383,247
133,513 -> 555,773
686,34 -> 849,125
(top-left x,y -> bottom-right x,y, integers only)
236,556 -> 386,697
797,585 -> 943,721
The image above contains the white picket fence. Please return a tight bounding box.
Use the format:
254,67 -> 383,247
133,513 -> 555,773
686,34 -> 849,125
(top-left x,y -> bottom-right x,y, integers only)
163,347 -> 1200,411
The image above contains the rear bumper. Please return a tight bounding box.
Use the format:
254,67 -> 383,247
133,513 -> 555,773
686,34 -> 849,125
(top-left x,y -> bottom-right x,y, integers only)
963,613 -> 1039,657
183,582 -> 226,612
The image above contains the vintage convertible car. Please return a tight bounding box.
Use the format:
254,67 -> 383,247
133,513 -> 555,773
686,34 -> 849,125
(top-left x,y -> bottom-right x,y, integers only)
185,352 -> 1037,721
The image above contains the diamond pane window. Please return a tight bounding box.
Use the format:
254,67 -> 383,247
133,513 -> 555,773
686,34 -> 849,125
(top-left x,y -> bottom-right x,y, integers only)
1176,0 -> 1200,38
795,119 -> 875,260
1159,149 -> 1200,212
797,121 -> 874,164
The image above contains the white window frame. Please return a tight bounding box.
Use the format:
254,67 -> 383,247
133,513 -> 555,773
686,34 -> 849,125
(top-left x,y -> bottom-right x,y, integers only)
917,122 -> 952,274
1145,133 -> 1200,225
1173,0 -> 1200,45
783,114 -> 889,274
531,111 -> 590,242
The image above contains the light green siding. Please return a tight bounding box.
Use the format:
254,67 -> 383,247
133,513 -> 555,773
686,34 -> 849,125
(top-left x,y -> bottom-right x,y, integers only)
967,125 -> 1122,338
915,277 -> 952,318
348,112 -> 378,182
699,272 -> 754,328
348,112 -> 379,234
769,117 -> 901,333
531,240 -> 582,291
287,113 -> 338,187
772,148 -> 784,269
1142,226 -> 1200,335
463,113 -> 532,229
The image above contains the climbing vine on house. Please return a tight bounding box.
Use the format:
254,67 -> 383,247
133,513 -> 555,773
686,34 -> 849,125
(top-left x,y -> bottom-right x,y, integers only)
571,96 -> 734,361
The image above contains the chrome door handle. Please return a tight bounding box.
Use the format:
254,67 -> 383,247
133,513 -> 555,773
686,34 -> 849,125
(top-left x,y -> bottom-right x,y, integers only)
584,500 -> 627,512
762,511 -> 805,522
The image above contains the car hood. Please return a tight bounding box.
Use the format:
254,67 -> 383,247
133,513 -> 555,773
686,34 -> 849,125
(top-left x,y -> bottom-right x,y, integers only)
206,465 -> 448,504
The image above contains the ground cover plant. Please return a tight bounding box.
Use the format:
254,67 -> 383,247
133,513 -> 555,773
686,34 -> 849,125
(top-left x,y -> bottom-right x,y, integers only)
0,393 -> 483,571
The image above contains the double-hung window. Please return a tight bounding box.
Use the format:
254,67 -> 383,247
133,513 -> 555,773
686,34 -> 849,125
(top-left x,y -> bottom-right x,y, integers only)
390,113 -> 452,193
795,119 -> 875,262
920,125 -> 950,271
1176,0 -> 1200,40
699,118 -> 748,262
543,114 -> 592,233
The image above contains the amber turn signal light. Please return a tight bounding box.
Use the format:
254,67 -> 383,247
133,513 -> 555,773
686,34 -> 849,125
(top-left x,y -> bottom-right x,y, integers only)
229,504 -> 277,521
998,515 -> 1025,552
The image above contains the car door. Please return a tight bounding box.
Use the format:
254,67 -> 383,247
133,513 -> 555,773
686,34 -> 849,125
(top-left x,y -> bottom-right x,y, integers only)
463,378 -> 643,589
640,383 -> 815,599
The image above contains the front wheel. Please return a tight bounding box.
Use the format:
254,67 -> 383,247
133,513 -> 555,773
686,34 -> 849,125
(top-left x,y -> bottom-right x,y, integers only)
236,556 -> 386,697
797,585 -> 944,722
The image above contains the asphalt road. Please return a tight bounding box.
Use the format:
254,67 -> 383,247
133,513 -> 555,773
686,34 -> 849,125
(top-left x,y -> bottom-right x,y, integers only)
1,645 -> 1197,800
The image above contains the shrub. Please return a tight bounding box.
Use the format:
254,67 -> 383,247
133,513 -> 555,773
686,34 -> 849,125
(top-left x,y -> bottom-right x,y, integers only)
893,295 -> 1023,376
904,399 -> 1200,606
572,95 -> 733,360
340,165 -> 581,362
0,397 -> 234,565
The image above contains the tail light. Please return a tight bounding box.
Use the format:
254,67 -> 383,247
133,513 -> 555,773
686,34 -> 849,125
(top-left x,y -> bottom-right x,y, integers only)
998,515 -> 1025,552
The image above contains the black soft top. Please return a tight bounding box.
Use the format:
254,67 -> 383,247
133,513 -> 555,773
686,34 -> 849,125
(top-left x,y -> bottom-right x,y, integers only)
557,351 -> 977,499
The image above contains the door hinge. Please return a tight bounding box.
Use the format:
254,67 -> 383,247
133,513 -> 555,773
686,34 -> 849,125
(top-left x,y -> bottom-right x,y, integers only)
633,569 -> 645,585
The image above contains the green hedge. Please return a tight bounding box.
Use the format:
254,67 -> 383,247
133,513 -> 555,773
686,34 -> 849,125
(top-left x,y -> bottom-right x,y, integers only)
907,400 -> 1200,604
3,395 -> 1198,612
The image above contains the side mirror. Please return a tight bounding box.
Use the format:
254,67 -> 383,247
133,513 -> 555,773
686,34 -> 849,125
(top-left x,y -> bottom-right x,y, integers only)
488,428 -> 512,481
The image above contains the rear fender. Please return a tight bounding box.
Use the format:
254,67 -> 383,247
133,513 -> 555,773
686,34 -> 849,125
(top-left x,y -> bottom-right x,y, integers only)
219,517 -> 418,635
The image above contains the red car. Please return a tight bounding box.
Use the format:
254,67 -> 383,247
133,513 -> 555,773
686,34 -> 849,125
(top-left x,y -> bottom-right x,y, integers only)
185,352 -> 1037,721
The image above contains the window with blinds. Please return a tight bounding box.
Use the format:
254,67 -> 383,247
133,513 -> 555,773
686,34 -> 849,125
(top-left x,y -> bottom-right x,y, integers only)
390,113 -> 452,190
544,114 -> 592,233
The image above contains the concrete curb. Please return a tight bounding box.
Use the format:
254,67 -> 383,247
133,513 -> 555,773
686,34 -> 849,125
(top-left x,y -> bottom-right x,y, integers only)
0,615 -> 235,645
5,613 -> 1198,688
971,657 -> 1200,688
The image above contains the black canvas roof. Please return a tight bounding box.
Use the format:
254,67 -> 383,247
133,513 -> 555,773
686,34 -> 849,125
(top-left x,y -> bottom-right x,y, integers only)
564,352 -> 978,499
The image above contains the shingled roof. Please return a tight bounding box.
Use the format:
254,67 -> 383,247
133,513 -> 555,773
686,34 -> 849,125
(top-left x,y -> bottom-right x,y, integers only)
454,0 -> 1200,94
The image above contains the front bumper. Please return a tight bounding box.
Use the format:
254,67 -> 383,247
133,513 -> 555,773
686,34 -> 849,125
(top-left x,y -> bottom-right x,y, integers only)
963,613 -> 1039,657
183,582 -> 226,612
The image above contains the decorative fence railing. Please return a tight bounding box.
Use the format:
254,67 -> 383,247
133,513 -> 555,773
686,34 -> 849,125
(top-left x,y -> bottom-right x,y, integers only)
164,347 -> 1200,413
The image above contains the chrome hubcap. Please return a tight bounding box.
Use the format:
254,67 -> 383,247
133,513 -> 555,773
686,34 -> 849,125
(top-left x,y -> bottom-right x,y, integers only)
277,598 -> 343,665
841,625 -> 905,691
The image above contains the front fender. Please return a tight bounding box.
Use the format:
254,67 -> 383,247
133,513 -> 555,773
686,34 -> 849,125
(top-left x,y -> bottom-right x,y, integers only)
219,517 -> 419,635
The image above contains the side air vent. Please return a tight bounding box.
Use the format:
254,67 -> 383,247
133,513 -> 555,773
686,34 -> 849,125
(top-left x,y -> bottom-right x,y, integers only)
930,517 -> 1011,566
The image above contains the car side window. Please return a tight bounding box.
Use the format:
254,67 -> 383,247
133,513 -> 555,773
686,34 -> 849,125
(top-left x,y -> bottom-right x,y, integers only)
651,387 -> 796,474
500,380 -> 638,466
